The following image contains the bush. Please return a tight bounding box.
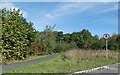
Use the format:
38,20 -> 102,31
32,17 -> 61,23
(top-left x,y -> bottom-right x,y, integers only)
54,42 -> 69,52
54,41 -> 77,53
30,43 -> 44,55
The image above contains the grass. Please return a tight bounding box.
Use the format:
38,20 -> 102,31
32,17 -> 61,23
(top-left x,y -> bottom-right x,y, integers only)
61,49 -> 118,60
3,50 -> 119,73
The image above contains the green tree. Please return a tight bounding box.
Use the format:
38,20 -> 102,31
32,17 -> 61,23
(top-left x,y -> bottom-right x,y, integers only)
33,25 -> 56,54
71,29 -> 93,49
2,8 -> 35,60
72,32 -> 83,48
56,31 -> 63,42
108,33 -> 119,50
91,35 -> 100,50
0,9 -> 2,52
63,33 -> 72,43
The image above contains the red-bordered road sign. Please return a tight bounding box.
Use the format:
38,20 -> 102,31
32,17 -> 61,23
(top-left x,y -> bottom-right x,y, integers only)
103,33 -> 110,40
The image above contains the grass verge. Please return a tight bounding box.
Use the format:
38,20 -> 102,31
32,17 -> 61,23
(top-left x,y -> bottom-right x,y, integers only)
4,54 -> 118,73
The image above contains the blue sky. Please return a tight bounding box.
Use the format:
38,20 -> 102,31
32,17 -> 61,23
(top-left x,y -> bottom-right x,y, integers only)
0,2 -> 118,38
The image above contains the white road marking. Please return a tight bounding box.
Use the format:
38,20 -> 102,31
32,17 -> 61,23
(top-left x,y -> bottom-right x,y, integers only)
74,66 -> 108,73
74,63 -> 119,74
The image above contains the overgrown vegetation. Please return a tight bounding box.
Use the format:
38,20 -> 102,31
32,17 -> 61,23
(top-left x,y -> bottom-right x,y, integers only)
33,25 -> 56,55
1,8 -> 119,65
61,49 -> 118,60
4,52 -> 118,73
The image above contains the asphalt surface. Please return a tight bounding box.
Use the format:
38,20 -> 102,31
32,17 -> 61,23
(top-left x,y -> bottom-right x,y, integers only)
88,63 -> 119,73
1,54 -> 58,71
72,63 -> 120,75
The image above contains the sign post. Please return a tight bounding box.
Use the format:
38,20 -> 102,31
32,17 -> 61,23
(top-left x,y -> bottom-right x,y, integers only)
103,34 -> 110,58
106,40 -> 108,58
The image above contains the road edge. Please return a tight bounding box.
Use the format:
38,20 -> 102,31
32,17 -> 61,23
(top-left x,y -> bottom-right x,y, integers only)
74,63 -> 119,74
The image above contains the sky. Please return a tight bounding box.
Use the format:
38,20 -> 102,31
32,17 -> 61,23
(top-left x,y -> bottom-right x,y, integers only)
0,2 -> 118,38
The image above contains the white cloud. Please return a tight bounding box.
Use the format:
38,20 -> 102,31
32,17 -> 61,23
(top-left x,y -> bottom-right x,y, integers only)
40,2 -> 118,26
40,3 -> 94,25
0,2 -> 28,18
95,4 -> 118,13
21,10 -> 28,18
54,3 -> 93,17
45,13 -> 54,19
0,2 -> 14,9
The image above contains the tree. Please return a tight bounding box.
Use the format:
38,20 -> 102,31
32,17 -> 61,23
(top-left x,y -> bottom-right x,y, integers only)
63,33 -> 72,43
2,8 -> 35,60
71,32 -> 83,48
0,9 -> 2,53
91,35 -> 100,50
33,25 -> 56,54
43,25 -> 56,54
71,29 -> 93,49
56,31 -> 63,42
108,34 -> 119,50
94,35 -> 99,39
117,34 -> 120,50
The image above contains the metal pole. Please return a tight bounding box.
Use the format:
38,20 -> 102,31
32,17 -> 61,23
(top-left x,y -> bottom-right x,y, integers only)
106,40 -> 108,58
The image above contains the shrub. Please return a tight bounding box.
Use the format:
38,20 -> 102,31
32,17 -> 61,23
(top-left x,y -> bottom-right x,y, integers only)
30,43 -> 44,55
54,42 -> 70,52
54,41 -> 77,53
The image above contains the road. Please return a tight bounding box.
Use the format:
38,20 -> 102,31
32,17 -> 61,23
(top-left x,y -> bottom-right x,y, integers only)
1,54 -> 57,71
88,63 -> 119,73
73,63 -> 119,75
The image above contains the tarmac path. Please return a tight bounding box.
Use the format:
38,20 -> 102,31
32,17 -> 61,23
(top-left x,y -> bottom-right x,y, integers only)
1,54 -> 58,71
